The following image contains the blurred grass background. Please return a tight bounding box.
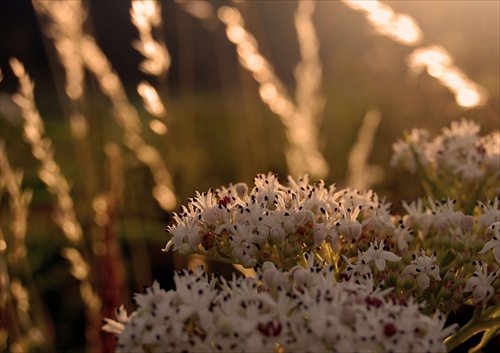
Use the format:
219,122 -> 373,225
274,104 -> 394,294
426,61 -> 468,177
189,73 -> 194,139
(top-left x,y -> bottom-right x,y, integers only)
0,0 -> 499,351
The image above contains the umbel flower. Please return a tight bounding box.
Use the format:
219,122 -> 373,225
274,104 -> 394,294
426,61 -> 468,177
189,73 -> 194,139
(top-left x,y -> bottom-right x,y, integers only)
464,261 -> 498,303
103,263 -> 457,353
403,248 -> 441,290
480,221 -> 500,263
104,120 -> 500,352
391,118 -> 500,210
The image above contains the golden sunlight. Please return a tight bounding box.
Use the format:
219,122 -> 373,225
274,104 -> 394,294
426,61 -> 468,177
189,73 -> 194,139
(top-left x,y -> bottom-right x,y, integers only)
149,119 -> 168,135
137,81 -> 166,117
407,46 -> 488,108
342,0 -> 422,45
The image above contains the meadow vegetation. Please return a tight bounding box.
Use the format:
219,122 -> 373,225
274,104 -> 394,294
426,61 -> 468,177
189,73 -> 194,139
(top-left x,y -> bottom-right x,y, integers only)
0,1 -> 498,352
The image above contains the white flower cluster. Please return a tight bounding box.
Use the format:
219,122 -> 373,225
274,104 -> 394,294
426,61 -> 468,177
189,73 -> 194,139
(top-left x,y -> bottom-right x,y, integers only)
391,119 -> 499,181
164,173 -> 399,269
163,172 -> 500,310
390,119 -> 500,202
103,261 -> 457,353
105,119 -> 500,352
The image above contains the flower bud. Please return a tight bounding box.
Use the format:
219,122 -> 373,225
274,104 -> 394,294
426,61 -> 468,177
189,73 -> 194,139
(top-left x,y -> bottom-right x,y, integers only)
396,275 -> 407,289
452,274 -> 467,291
397,275 -> 414,290
439,285 -> 453,300
347,246 -> 358,258
461,215 -> 475,231
202,208 -> 218,225
178,243 -> 194,255
443,269 -> 456,283
462,250 -> 471,264
441,236 -> 452,248
388,260 -> 402,271
339,220 -> 362,240
385,271 -> 398,286
269,227 -> 285,245
450,212 -> 465,228
282,242 -> 295,258
292,244 -> 303,257
303,233 -> 314,247
451,238 -> 466,252
241,254 -> 257,268
402,253 -> 413,265
294,210 -> 307,226
283,220 -> 295,233
473,239 -> 486,253
452,289 -> 464,303
427,281 -> 439,294
234,183 -> 248,198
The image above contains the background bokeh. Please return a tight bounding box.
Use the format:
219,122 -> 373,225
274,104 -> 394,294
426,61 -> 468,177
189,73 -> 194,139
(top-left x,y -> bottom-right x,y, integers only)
1,0 -> 499,351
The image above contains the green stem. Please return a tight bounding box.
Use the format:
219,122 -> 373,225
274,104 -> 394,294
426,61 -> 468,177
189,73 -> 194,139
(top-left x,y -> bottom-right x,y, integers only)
469,326 -> 500,353
407,142 -> 441,200
445,314 -> 500,352
464,176 -> 487,215
438,250 -> 456,272
274,244 -> 288,270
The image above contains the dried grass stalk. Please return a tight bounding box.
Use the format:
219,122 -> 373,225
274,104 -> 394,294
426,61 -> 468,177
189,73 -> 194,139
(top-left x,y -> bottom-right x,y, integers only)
34,0 -> 86,101
36,0 -> 177,211
218,1 -> 329,179
131,1 -> 170,139
9,58 -> 102,349
131,0 -> 170,77
0,142 -> 32,266
10,58 -> 83,245
79,35 -> 177,211
346,108 -> 384,190
0,143 -> 46,351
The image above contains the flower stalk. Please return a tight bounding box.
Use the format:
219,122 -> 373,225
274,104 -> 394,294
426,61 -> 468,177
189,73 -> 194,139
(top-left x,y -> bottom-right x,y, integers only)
444,307 -> 500,352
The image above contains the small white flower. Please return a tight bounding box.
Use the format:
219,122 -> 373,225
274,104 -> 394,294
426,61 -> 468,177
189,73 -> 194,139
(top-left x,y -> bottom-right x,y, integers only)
189,190 -> 220,224
393,220 -> 414,251
252,173 -> 285,208
403,248 -> 441,290
341,255 -> 374,289
477,198 -> 500,230
359,240 -> 401,271
163,207 -> 203,254
428,198 -> 464,230
464,261 -> 499,303
402,198 -> 434,233
102,305 -> 128,334
480,131 -> 500,170
261,262 -> 290,289
390,128 -> 430,173
480,221 -> 500,263
453,151 -> 485,183
441,119 -> 480,151
337,204 -> 363,240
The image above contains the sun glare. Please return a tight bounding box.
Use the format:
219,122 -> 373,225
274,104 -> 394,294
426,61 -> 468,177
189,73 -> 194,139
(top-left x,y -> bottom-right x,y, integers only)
343,0 -> 422,45
342,1 -> 489,109
407,46 -> 488,108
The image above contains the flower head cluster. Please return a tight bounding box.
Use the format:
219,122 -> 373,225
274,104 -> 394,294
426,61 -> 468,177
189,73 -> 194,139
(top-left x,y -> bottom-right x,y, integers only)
164,173 -> 398,270
163,170 -> 500,314
104,119 -> 500,352
391,119 -> 500,204
103,263 -> 457,353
